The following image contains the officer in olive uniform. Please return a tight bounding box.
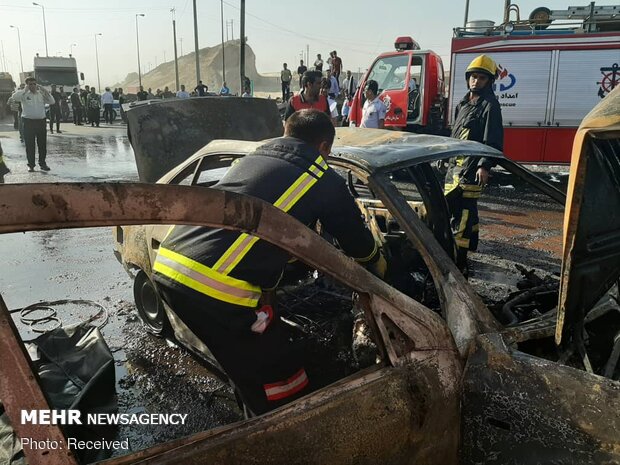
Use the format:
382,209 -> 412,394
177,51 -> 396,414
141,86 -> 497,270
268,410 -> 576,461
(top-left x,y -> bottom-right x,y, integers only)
445,54 -> 503,272
153,109 -> 385,415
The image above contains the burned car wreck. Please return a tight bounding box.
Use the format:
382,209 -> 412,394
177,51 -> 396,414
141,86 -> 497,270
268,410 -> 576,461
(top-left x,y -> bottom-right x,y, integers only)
1,89 -> 619,464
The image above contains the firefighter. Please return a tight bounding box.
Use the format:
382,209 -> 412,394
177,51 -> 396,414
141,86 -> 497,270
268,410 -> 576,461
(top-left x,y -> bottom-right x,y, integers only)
445,54 -> 503,273
152,109 -> 385,415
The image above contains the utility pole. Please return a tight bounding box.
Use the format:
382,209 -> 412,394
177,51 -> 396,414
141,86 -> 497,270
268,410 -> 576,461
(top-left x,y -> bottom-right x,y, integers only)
135,13 -> 145,87
94,33 -> 102,91
220,0 -> 225,84
33,3 -> 49,57
239,0 -> 245,94
171,8 -> 179,91
10,26 -> 24,73
193,0 -> 200,83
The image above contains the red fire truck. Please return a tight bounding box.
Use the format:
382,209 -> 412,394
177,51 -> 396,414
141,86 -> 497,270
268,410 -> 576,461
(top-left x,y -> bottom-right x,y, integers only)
349,4 -> 620,163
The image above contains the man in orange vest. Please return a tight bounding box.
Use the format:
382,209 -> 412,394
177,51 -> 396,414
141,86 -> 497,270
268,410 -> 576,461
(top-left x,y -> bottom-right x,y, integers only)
284,71 -> 330,121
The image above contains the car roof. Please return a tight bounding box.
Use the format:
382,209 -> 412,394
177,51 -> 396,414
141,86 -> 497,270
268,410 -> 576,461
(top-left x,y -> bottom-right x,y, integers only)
330,128 -> 503,173
191,128 -> 503,176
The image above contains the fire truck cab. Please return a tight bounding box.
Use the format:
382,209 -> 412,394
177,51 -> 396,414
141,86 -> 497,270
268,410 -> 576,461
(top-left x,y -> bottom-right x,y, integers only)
349,36 -> 447,134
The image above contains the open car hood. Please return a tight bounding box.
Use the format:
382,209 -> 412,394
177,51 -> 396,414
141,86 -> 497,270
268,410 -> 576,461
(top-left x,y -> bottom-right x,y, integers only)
557,86 -> 620,344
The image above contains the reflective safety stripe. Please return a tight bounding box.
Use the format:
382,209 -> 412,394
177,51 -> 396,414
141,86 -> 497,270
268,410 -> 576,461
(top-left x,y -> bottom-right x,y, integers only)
264,368 -> 309,402
355,240 -> 378,263
456,237 -> 470,249
445,174 -> 461,194
462,191 -> 481,199
212,155 -> 327,275
458,129 -> 470,141
455,208 -> 470,250
154,247 -> 262,307
461,183 -> 482,199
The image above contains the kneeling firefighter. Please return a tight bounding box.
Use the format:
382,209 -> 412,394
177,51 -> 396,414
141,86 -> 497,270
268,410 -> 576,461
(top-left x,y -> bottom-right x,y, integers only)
152,109 -> 386,415
445,54 -> 504,272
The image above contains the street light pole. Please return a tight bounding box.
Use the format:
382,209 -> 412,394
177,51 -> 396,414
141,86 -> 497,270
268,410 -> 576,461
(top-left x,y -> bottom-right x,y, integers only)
32,2 -> 49,57
69,42 -> 77,56
220,0 -> 225,85
9,25 -> 23,72
193,0 -> 200,83
171,8 -> 180,91
240,0 -> 245,94
94,33 -> 102,91
135,13 -> 145,88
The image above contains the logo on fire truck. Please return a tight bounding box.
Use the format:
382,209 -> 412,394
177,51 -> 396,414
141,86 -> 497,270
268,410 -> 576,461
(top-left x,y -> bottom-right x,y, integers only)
494,64 -> 516,92
597,63 -> 619,99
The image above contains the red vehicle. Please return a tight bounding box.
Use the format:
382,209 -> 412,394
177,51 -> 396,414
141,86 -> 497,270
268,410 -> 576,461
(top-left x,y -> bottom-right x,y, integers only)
349,36 -> 447,135
349,4 -> 620,164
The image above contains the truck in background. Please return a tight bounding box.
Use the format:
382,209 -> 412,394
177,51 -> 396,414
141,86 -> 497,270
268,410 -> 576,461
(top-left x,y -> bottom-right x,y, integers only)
349,3 -> 620,164
0,72 -> 16,118
33,56 -> 80,91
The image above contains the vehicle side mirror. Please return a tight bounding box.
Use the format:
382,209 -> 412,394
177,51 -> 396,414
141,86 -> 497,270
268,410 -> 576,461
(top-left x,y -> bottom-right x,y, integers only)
80,72 -> 85,81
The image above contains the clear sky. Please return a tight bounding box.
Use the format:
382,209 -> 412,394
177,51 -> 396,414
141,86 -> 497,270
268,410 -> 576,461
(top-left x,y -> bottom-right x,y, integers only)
1,0 -> 619,88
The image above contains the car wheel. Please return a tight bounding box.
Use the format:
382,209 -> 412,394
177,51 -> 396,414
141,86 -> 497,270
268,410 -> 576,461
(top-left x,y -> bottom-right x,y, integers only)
133,271 -> 170,337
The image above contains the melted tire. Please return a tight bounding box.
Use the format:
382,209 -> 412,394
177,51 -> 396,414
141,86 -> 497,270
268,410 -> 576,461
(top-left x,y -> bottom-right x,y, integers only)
133,271 -> 170,337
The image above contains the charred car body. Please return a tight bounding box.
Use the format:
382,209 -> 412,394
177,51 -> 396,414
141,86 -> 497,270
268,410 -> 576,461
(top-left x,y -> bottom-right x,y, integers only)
0,91 -> 619,464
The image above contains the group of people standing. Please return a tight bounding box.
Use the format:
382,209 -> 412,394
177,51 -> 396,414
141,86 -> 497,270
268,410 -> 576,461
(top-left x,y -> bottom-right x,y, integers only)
67,85 -> 125,127
281,51 -> 344,103
135,81 -> 235,101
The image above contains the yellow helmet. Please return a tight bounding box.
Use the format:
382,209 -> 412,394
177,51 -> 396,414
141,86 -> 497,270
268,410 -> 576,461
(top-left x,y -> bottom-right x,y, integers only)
465,55 -> 498,80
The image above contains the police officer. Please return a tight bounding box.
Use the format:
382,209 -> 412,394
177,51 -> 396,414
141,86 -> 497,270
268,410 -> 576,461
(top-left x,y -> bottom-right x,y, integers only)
153,109 -> 385,415
445,54 -> 503,273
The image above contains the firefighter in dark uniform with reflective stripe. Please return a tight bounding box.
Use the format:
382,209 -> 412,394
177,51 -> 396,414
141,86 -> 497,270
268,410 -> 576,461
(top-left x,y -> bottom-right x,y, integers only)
445,54 -> 503,272
153,109 -> 384,415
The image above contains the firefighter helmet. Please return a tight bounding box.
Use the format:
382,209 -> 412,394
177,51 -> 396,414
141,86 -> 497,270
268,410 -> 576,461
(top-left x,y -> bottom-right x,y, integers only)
465,55 -> 498,80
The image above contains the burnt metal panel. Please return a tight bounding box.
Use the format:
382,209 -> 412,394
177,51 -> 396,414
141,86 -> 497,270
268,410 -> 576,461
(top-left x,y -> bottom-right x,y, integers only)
99,363 -> 460,465
125,97 -> 283,183
557,85 -> 620,344
461,334 -> 620,465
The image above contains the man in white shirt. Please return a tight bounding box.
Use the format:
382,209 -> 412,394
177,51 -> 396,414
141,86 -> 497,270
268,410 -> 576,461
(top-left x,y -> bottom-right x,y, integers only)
360,80 -> 386,129
101,87 -> 114,124
176,84 -> 190,99
9,77 -> 55,172
328,72 -> 339,98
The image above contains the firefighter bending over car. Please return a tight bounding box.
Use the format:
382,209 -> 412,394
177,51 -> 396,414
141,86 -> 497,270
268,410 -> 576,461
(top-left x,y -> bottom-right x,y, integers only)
152,109 -> 386,415
445,54 -> 503,273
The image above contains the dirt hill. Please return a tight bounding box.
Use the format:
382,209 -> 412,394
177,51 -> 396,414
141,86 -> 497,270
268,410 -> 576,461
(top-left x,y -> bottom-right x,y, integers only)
113,40 -> 278,94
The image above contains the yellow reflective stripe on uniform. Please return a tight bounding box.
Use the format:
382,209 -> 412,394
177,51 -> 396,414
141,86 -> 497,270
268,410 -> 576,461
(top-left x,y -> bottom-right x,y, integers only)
461,183 -> 482,199
154,247 -> 261,307
213,155 -> 327,276
213,233 -> 260,275
462,191 -> 481,199
355,241 -> 378,263
456,237 -> 470,248
455,208 -> 470,249
459,129 -> 470,140
445,174 -> 461,194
